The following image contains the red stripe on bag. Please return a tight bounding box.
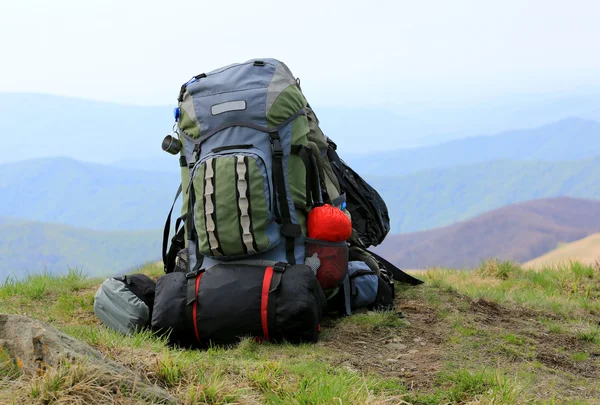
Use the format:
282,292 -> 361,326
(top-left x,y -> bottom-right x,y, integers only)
192,272 -> 204,343
261,267 -> 274,341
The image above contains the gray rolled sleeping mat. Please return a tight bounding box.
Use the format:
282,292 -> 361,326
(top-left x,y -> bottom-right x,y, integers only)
93,275 -> 155,335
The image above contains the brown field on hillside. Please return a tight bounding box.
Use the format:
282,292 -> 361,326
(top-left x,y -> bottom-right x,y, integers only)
524,233 -> 600,269
375,197 -> 600,269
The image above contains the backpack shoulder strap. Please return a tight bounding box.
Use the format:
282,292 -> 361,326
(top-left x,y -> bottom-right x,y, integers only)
162,184 -> 182,273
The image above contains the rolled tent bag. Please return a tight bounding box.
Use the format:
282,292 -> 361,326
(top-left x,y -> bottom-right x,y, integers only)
152,261 -> 327,346
94,274 -> 156,335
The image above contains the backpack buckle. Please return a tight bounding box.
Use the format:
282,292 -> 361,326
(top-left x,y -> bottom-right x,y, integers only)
185,269 -> 204,279
273,262 -> 288,272
270,139 -> 283,158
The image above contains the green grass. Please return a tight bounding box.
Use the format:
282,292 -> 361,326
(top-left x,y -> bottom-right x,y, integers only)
337,310 -> 407,332
2,260 -> 600,403
571,352 -> 590,362
502,333 -> 525,346
423,259 -> 600,318
576,327 -> 600,344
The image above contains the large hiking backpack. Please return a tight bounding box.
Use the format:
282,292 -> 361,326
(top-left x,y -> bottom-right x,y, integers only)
173,59 -> 322,271
160,58 -> 422,311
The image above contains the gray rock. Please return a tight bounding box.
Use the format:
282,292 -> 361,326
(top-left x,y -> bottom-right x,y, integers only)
0,314 -> 178,404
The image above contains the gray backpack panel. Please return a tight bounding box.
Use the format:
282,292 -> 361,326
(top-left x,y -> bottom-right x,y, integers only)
94,278 -> 150,335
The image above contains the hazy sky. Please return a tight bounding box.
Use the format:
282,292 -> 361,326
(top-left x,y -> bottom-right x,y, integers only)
1,0 -> 599,107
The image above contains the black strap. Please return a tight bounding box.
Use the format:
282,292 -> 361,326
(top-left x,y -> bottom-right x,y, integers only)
269,262 -> 287,293
162,184 -> 182,273
342,274 -> 352,316
367,250 -> 424,285
185,271 -> 202,345
270,132 -> 301,264
266,263 -> 286,340
165,215 -> 186,274
291,145 -> 322,208
186,181 -> 203,272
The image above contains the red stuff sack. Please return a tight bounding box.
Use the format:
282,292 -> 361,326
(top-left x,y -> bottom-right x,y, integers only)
307,204 -> 352,242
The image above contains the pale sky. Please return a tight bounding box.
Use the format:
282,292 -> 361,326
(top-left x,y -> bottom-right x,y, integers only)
1,0 -> 599,107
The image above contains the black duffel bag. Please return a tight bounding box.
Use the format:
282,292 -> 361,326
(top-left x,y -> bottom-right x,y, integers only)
151,260 -> 327,347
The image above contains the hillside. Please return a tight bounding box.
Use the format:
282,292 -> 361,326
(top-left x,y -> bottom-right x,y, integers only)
347,117 -> 600,176
372,156 -> 600,233
0,217 -> 159,282
524,233 -> 600,268
3,156 -> 600,235
2,92 -> 600,166
0,93 -> 445,165
0,157 -> 180,231
1,260 -> 600,403
374,197 -> 600,269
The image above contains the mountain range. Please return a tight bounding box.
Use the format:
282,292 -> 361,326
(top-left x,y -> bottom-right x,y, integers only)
345,117 -> 600,176
0,217 -> 159,282
1,155 -> 599,235
2,92 -> 600,277
374,197 -> 600,269
0,157 -> 179,231
2,91 -> 600,165
371,156 -> 600,233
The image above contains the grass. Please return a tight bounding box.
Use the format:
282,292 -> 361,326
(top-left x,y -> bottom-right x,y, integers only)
421,259 -> 600,318
1,260 -> 600,403
575,327 -> 600,344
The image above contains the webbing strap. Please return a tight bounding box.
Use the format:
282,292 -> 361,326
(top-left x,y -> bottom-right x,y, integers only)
162,184 -> 182,273
291,145 -> 323,208
236,156 -> 257,255
186,181 -> 203,272
186,271 -> 205,344
270,131 -> 301,264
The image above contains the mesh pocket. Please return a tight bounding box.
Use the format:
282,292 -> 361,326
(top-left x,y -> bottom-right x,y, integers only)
305,238 -> 348,290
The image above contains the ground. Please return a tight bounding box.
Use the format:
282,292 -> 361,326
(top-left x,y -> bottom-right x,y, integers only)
1,259 -> 600,404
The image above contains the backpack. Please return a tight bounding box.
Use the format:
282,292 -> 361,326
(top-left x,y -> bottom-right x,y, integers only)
173,59 -> 321,272
160,58 -> 422,310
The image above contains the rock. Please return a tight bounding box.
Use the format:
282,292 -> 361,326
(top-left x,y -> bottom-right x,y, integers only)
0,314 -> 177,404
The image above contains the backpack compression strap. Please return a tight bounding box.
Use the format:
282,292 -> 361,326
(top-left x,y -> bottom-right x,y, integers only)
367,249 -> 424,285
270,132 -> 302,265
162,184 -> 182,273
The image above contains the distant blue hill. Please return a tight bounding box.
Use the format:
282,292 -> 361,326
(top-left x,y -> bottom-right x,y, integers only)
0,217 -> 159,282
1,156 -> 599,235
345,118 -> 600,175
370,157 -> 600,233
0,157 -> 180,231
2,91 -> 600,165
